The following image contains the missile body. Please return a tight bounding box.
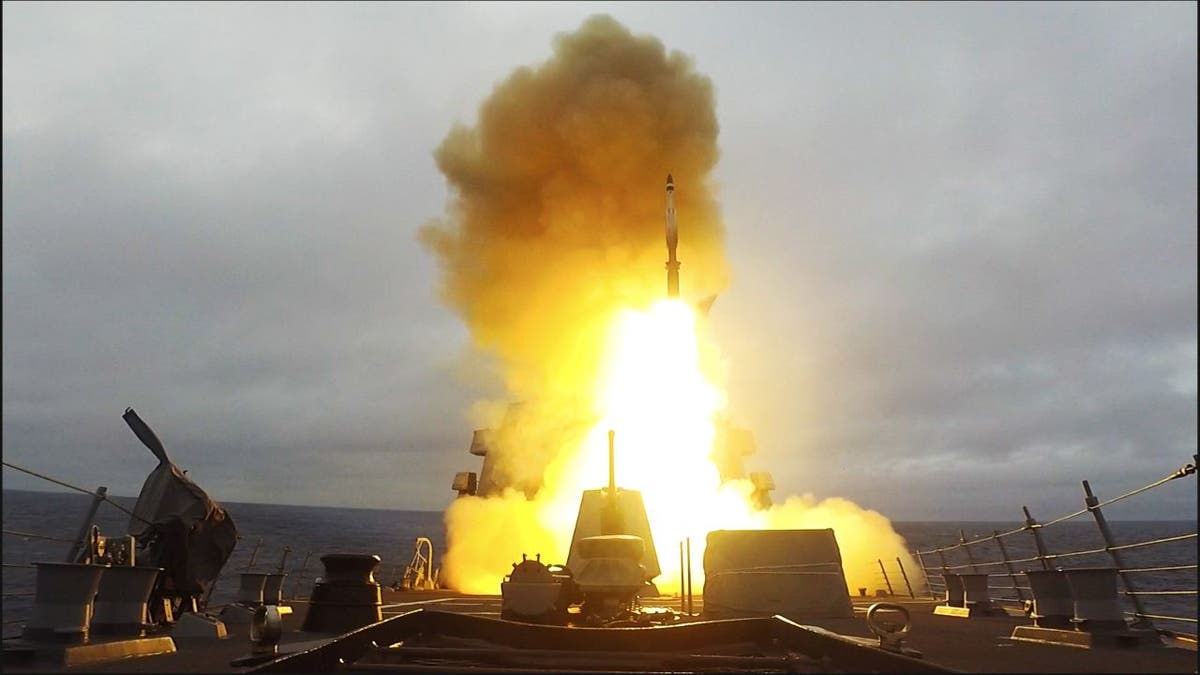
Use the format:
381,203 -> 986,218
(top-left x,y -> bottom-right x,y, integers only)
665,174 -> 680,298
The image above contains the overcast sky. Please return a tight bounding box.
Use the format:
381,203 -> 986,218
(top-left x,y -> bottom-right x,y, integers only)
3,2 -> 1196,520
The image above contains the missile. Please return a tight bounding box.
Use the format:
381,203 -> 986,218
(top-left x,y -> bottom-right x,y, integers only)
665,173 -> 680,298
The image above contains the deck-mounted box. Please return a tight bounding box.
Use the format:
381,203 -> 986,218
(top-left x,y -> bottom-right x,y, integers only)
934,573 -> 1001,618
22,562 -> 107,644
91,566 -> 162,636
1022,569 -> 1073,628
262,573 -> 287,606
1011,567 -> 1160,648
702,529 -> 854,619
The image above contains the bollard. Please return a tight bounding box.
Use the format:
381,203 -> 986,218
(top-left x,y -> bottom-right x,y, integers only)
302,554 -> 383,634
91,566 -> 162,637
23,563 -> 106,644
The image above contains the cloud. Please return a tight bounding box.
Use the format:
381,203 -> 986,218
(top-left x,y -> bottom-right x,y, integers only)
3,2 -> 1195,519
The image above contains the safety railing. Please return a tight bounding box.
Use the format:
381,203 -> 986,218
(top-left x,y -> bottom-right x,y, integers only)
0,460 -> 380,634
866,556 -> 921,600
910,456 -> 1197,637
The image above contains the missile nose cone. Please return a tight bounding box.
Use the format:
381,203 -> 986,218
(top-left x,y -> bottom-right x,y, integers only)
666,173 -> 674,191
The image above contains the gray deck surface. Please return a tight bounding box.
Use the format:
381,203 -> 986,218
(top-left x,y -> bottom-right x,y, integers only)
5,590 -> 1195,673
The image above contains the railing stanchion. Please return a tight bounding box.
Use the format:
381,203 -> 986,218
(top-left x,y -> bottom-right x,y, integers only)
65,486 -> 107,563
959,530 -> 979,573
1022,506 -> 1053,571
679,540 -> 685,613
877,558 -> 894,596
993,530 -> 1026,602
686,537 -> 693,616
896,557 -> 915,599
914,550 -> 936,599
935,547 -> 953,602
289,550 -> 313,600
202,575 -> 221,610
244,537 -> 263,572
1082,479 -> 1152,629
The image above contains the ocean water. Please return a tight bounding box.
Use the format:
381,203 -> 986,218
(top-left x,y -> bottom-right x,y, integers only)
3,489 -> 1194,635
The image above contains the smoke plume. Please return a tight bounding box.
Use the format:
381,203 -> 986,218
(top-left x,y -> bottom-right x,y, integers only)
423,15 -> 922,596
422,15 -> 729,398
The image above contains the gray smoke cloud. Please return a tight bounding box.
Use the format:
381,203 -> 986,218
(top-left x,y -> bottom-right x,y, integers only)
3,2 -> 1194,519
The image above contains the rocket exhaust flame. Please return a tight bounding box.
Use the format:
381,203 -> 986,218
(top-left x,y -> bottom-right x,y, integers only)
422,15 -> 924,597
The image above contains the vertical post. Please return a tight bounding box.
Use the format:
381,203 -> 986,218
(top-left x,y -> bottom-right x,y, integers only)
244,537 -> 263,572
686,537 -> 693,616
936,548 -> 951,597
914,550 -> 935,599
1022,506 -> 1053,571
877,559 -> 894,596
205,533 -> 242,607
958,530 -> 979,573
202,574 -> 220,610
993,531 -> 1026,601
389,550 -> 403,589
66,486 -> 108,563
277,546 -> 291,574
1082,480 -> 1150,628
896,557 -> 915,599
679,541 -> 685,613
289,551 -> 313,600
608,430 -> 616,494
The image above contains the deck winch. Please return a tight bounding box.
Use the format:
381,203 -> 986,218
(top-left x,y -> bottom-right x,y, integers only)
499,553 -> 575,623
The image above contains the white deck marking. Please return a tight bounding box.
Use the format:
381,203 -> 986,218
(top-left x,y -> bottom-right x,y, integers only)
379,597 -> 461,610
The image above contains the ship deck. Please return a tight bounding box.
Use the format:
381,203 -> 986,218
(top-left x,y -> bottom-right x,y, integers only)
4,589 -> 1195,673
